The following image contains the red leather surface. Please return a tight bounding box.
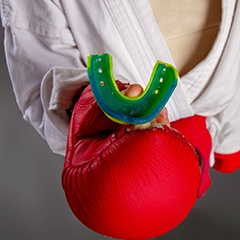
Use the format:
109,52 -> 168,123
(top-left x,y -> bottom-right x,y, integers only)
214,151 -> 240,173
62,84 -> 201,239
171,115 -> 212,199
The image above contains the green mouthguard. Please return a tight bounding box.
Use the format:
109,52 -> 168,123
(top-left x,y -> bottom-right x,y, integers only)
87,53 -> 178,124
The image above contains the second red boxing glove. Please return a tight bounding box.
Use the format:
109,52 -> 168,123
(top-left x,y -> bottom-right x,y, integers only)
171,115 -> 212,199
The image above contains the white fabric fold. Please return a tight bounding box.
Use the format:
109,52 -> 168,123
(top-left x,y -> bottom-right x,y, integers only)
1,0 -> 240,156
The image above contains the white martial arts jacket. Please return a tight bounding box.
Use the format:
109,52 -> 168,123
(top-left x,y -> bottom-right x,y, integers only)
0,0 -> 240,161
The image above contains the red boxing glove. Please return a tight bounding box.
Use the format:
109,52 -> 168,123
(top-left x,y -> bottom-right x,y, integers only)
171,116 -> 212,199
62,84 -> 201,239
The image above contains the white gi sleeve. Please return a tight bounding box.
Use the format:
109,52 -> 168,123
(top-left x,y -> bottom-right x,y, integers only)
1,0 -> 89,155
208,83 -> 240,155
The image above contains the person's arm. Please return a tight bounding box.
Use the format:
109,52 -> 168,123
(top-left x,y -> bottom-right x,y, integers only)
1,0 -> 88,155
209,85 -> 240,173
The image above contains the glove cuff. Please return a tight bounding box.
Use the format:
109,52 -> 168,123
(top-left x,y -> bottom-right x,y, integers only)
214,151 -> 240,173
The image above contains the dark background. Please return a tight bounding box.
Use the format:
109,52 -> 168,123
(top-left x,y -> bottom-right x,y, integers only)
0,26 -> 239,240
